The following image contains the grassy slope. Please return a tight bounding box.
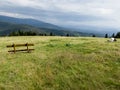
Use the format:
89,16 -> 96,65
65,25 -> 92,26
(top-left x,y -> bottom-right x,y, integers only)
0,36 -> 120,90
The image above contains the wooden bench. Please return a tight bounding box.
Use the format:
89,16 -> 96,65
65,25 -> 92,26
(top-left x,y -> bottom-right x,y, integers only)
6,43 -> 34,53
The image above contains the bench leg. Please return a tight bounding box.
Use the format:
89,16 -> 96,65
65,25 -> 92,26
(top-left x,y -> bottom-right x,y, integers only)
13,44 -> 16,53
26,43 -> 30,53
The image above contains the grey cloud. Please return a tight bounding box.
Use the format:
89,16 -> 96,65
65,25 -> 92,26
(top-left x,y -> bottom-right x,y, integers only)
0,4 -> 106,21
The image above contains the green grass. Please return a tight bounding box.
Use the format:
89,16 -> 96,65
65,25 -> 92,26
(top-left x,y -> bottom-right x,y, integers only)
0,36 -> 120,90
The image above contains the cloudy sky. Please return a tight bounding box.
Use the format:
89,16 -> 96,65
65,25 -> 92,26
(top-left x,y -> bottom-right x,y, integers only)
0,0 -> 120,30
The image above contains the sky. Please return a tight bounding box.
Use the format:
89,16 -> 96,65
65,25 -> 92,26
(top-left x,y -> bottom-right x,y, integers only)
0,0 -> 120,31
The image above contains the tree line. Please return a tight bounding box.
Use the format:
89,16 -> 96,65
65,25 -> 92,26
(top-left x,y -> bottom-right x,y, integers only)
9,30 -> 37,36
9,30 -> 120,38
92,32 -> 120,38
9,30 -> 71,36
104,32 -> 120,38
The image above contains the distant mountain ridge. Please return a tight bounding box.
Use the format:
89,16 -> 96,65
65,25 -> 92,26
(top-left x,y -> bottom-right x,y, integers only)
0,20 -> 92,36
0,15 -> 96,36
0,15 -> 63,30
0,15 -> 118,37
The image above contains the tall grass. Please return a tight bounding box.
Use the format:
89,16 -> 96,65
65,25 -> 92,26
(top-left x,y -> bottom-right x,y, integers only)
0,36 -> 119,90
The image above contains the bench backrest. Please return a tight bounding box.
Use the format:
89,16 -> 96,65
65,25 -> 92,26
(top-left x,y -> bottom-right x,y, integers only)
7,43 -> 34,53
7,43 -> 34,47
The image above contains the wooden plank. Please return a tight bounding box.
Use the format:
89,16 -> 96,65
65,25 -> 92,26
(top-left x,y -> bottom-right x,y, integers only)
7,43 -> 34,47
13,43 -> 16,53
26,43 -> 29,53
8,49 -> 34,52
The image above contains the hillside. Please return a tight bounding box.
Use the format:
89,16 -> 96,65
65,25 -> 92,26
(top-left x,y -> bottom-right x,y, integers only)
0,36 -> 119,90
0,15 -> 62,30
0,21 -> 92,36
0,21 -> 43,36
0,15 -> 102,37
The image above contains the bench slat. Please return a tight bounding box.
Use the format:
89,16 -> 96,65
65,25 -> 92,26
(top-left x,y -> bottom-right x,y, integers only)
8,49 -> 34,52
7,43 -> 34,47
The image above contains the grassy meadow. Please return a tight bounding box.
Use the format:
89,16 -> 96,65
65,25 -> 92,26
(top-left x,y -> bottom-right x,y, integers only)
0,36 -> 120,90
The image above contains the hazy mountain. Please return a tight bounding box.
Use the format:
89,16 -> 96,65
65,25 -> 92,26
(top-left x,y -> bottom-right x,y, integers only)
0,15 -> 108,37
0,21 -> 41,35
66,25 -> 118,36
0,21 -> 92,36
0,15 -> 63,30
